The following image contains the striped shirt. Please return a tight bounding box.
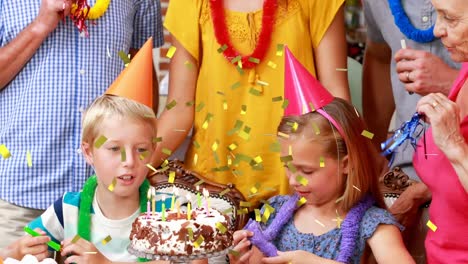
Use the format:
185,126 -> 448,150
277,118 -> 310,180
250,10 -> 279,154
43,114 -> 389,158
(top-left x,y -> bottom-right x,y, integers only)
29,191 -> 140,262
0,0 -> 164,209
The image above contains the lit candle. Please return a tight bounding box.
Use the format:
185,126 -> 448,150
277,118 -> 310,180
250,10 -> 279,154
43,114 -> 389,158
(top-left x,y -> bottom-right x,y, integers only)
170,186 -> 176,211
186,194 -> 192,220
161,195 -> 166,222
146,189 -> 151,219
196,185 -> 202,208
203,188 -> 210,214
151,187 -> 156,216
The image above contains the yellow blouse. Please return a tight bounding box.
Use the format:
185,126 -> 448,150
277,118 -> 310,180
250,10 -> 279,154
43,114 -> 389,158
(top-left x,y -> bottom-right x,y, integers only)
164,0 -> 344,206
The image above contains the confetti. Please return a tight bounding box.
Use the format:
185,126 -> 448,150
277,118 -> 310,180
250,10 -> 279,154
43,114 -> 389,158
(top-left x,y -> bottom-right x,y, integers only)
193,236 -> 205,248
184,60 -> 194,69
249,87 -> 262,96
282,99 -> 289,109
240,201 -> 251,207
217,44 -> 228,53
94,135 -> 107,148
187,228 -> 194,241
287,121 -> 298,132
240,105 -> 247,115
272,96 -> 283,102
253,156 -> 263,164
361,130 -> 374,139
166,46 -> 177,58
319,157 -> 325,167
26,151 -> 32,167
400,39 -> 407,49
223,100 -> 228,110
139,150 -> 149,160
229,249 -> 240,257
315,219 -> 325,227
84,252 -> 97,255
353,185 -> 361,192
237,208 -> 249,215
231,55 -> 241,64
162,148 -> 172,156
280,155 -> 293,162
120,149 -> 126,162
165,100 -> 177,110
211,140 -> 219,151
276,44 -> 284,56
223,208 -> 233,214
250,183 -> 260,194
173,129 -> 186,132
236,65 -> 245,75
168,171 -> 176,183
108,178 -> 116,192
0,144 -> 11,159
194,179 -> 205,186
196,102 -> 205,112
248,57 -> 260,64
427,220 -> 437,232
185,100 -> 195,106
287,162 -> 297,173
336,68 -> 348,72
296,175 -> 308,186
118,50 -> 131,66
255,209 -> 261,222
193,153 -> 198,165
216,222 -> 227,234
256,80 -> 269,86
146,164 -> 158,173
216,91 -> 225,96
267,60 -> 277,69
297,197 -> 307,207
192,140 -> 201,149
277,131 -> 289,138
228,143 -> 238,151
312,122 -> 320,135
101,235 -> 112,245
270,141 -> 281,152
152,137 -> 162,143
219,188 -> 230,196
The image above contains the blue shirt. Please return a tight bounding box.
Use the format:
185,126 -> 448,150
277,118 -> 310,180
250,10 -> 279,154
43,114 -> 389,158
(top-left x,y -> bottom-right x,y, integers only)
263,195 -> 401,264
0,0 -> 164,209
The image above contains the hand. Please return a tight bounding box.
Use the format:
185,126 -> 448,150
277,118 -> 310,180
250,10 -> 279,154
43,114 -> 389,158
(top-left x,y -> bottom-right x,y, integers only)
262,250 -> 320,264
2,228 -> 50,261
395,48 -> 457,96
61,236 -> 111,264
229,230 -> 254,264
389,182 -> 430,228
416,93 -> 465,160
33,0 -> 73,35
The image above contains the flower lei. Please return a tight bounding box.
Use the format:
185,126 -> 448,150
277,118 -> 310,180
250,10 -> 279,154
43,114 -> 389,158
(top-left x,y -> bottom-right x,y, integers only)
70,0 -> 111,34
209,0 -> 277,69
77,175 -> 150,241
244,194 -> 374,263
388,0 -> 435,43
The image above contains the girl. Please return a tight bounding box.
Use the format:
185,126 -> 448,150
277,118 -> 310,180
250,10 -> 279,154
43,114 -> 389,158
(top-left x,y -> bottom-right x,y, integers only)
230,98 -> 414,263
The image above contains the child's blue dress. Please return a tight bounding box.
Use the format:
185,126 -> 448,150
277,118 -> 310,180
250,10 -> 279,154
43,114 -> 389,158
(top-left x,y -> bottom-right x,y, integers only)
262,195 -> 402,264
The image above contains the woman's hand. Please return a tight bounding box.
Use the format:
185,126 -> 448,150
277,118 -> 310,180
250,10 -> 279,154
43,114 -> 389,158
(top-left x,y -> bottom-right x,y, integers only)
228,230 -> 254,264
389,182 -> 431,228
1,228 -> 50,261
61,236 -> 111,264
416,93 -> 465,159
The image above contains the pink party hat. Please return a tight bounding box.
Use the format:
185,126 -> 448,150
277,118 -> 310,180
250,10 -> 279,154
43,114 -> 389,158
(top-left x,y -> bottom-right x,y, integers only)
284,47 -> 333,116
283,47 -> 344,137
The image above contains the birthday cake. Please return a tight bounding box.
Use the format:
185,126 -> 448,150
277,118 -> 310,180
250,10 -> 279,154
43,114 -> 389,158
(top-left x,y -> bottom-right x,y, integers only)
4,255 -> 57,264
129,207 -> 233,256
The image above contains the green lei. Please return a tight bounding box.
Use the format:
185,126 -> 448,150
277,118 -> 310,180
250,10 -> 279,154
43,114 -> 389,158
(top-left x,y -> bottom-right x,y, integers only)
77,175 -> 150,241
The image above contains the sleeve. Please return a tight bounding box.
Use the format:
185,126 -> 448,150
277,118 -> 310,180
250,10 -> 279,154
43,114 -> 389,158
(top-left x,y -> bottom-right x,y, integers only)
360,207 -> 404,240
28,194 -> 66,244
362,0 -> 385,43
308,0 -> 345,49
163,0 -> 203,62
132,0 -> 164,49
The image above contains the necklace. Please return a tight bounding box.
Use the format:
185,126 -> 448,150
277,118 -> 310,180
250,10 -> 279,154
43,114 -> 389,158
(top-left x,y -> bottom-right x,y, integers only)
70,0 -> 111,34
77,175 -> 150,241
209,0 -> 277,69
388,0 -> 435,43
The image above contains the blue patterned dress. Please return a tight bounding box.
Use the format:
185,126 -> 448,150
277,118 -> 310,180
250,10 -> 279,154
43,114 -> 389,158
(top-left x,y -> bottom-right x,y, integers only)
262,195 -> 402,264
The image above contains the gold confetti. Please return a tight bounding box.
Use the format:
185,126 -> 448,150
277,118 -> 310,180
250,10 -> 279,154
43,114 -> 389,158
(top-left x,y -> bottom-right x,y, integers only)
332,210 -> 343,228
139,151 -> 149,160
400,39 -> 407,49
166,46 -> 177,58
237,208 -> 249,215
211,140 -> 219,151
192,140 -> 200,149
272,96 -> 283,102
255,209 -> 261,222
101,235 -> 112,245
108,178 -> 116,192
314,219 -> 325,227
118,50 -> 131,66
353,185 -> 361,192
361,130 -> 374,139
168,171 -> 176,183
216,222 -> 227,234
296,175 -> 308,186
256,80 -> 269,86
280,155 -> 293,162
250,183 -> 260,194
186,100 -> 195,106
223,208 -> 233,214
193,236 -> 205,248
187,228 -> 194,241
248,57 -> 260,64
194,179 -> 205,186
94,135 -> 107,148
217,44 -> 228,53
231,55 -> 241,64
146,164 -> 158,173
219,188 -> 230,196
152,137 -> 162,143
184,60 -> 194,69
240,105 -> 247,115
336,68 -> 348,72
240,201 -> 251,208
71,234 -> 81,243
427,220 -> 437,232
287,162 -> 297,173
231,82 -> 241,90
193,153 -> 198,165
267,60 -> 277,69
196,102 -> 205,112
165,100 -> 177,110
228,143 -> 238,151
84,252 -> 97,255
162,148 -> 172,156
223,100 -> 228,110
229,249 -> 240,257
312,122 -> 320,135
288,145 -> 292,155
26,151 -> 32,167
276,44 -> 284,56
0,144 -> 11,159
249,87 -> 262,96
120,149 -> 126,162
282,99 -> 289,109
277,132 -> 289,138
319,157 -> 325,167
174,129 -> 186,132
297,197 -> 307,207
262,208 -> 271,224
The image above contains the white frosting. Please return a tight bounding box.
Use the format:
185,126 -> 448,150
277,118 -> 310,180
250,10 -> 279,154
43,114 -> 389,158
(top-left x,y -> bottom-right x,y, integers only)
4,255 -> 57,264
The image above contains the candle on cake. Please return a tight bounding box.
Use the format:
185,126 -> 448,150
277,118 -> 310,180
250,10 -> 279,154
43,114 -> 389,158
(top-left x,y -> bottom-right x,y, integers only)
186,194 -> 192,220
161,195 -> 166,222
146,188 -> 151,218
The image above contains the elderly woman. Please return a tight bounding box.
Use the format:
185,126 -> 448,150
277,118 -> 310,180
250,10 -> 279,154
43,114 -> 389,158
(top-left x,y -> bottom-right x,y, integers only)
413,0 -> 468,263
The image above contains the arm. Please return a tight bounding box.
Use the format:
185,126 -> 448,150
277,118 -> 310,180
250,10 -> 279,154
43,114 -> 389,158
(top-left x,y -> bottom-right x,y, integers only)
362,39 -> 395,151
129,48 -> 159,114
389,182 -> 431,228
0,229 -> 50,261
367,224 -> 415,264
416,93 -> 468,192
151,35 -> 198,167
0,0 -> 71,90
394,48 -> 459,96
314,5 -> 350,101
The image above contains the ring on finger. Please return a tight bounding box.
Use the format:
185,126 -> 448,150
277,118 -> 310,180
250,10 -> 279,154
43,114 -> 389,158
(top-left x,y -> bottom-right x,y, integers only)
432,101 -> 438,108
406,71 -> 411,82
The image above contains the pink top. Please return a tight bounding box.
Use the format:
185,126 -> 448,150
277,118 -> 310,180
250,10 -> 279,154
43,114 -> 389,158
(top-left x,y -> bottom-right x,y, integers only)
413,63 -> 468,263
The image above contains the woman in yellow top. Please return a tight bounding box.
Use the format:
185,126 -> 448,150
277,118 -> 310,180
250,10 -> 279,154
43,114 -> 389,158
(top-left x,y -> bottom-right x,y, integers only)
155,0 -> 350,207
